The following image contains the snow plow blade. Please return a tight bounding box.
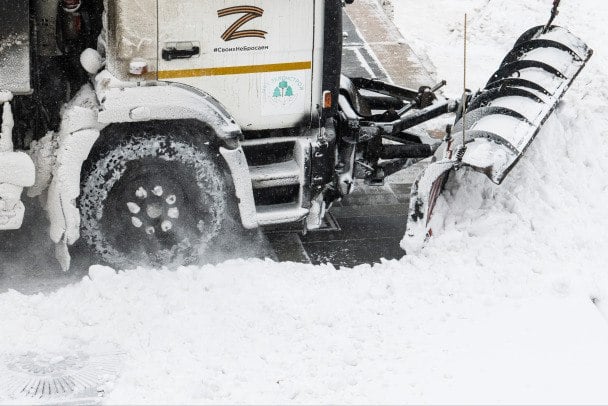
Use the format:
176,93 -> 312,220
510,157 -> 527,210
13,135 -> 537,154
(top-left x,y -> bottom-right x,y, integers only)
404,25 -> 592,252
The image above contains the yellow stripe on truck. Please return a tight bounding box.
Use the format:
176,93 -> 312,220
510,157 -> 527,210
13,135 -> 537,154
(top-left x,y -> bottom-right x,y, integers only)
158,61 -> 312,79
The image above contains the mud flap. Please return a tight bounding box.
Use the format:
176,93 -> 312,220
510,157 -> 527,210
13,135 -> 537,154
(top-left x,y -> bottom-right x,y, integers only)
55,239 -> 71,272
404,26 -> 592,249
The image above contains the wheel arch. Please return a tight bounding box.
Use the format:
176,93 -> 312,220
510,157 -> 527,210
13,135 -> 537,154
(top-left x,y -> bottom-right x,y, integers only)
83,119 -> 230,175
97,82 -> 242,149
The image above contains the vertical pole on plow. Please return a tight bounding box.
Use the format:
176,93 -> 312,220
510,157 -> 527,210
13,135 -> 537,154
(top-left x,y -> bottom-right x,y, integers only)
461,13 -> 468,148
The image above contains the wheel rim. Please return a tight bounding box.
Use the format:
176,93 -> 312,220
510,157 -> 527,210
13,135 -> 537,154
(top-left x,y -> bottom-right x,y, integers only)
101,158 -> 212,262
80,134 -> 228,268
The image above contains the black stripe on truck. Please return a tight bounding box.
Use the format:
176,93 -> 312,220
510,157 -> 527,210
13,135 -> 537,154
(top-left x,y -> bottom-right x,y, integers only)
321,0 -> 343,121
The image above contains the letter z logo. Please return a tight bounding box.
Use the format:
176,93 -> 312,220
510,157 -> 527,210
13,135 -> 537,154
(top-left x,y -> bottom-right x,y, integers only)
218,6 -> 267,42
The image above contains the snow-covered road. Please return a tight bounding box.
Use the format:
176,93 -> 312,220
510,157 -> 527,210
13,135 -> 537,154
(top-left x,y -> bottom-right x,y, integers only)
3,261 -> 608,404
2,0 -> 608,403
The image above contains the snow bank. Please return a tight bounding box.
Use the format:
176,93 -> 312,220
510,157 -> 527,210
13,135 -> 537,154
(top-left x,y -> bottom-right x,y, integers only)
394,0 -> 608,290
2,260 -> 608,404
2,0 -> 608,403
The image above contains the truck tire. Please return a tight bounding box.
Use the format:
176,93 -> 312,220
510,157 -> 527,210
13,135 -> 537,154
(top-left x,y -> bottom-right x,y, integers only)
79,128 -> 230,269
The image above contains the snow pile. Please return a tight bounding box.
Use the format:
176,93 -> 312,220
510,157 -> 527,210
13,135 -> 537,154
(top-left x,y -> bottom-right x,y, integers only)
2,0 -> 608,404
395,0 -> 608,293
2,261 -> 608,404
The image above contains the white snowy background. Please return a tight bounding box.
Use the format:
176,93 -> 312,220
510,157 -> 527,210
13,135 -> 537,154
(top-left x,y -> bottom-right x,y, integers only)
2,0 -> 608,403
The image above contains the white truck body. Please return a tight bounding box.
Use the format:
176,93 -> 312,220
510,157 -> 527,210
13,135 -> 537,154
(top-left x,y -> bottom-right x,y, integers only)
106,0 -> 324,130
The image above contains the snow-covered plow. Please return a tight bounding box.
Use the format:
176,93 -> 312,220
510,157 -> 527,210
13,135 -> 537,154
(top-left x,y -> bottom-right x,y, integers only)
403,25 -> 592,251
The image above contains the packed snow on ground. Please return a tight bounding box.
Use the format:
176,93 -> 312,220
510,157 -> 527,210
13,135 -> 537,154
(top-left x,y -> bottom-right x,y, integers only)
2,0 -> 608,404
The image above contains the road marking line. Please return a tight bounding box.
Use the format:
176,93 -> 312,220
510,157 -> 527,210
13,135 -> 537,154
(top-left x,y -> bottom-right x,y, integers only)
353,48 -> 376,78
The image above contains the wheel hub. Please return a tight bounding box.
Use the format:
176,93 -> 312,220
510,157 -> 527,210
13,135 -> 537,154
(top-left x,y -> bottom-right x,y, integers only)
99,158 -> 210,261
146,202 -> 163,219
127,185 -> 181,236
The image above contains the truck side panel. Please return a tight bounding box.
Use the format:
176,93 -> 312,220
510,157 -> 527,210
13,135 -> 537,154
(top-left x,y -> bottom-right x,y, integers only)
156,0 -> 316,131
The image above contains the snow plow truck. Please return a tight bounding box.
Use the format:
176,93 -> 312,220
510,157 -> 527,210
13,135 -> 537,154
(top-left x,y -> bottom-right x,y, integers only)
0,0 -> 592,270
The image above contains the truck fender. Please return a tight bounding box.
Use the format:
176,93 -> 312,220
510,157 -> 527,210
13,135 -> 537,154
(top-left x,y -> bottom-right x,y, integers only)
45,85 -> 101,257
95,78 -> 242,148
47,128 -> 100,248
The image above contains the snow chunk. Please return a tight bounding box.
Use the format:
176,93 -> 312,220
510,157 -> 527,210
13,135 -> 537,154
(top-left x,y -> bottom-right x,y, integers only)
88,265 -> 117,281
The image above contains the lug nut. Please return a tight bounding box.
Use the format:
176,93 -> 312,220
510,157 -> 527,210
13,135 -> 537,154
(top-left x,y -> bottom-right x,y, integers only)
152,186 -> 164,196
161,220 -> 173,232
136,187 -> 148,199
167,207 -> 180,219
127,202 -> 141,214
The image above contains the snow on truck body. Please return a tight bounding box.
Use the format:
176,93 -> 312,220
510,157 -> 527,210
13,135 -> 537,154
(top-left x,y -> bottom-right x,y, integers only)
0,0 -> 591,270
0,0 -> 35,230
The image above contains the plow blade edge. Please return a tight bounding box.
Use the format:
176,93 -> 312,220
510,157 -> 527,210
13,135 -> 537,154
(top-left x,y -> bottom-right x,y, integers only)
404,25 -> 592,252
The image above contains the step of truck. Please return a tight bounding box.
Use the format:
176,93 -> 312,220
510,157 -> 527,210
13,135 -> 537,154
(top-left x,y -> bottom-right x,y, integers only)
250,160 -> 301,189
256,203 -> 309,226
